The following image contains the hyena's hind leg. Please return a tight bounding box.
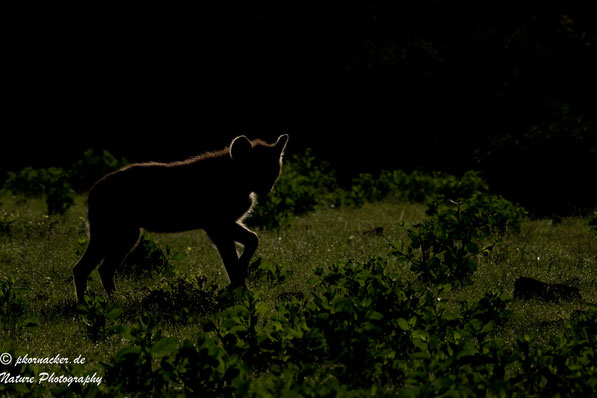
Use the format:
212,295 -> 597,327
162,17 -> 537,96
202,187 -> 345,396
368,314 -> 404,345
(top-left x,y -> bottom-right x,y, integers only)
97,226 -> 140,297
73,236 -> 106,303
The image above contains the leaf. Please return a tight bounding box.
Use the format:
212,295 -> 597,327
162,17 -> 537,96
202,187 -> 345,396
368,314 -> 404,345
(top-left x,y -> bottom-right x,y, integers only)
256,302 -> 270,315
107,307 -> 123,320
115,345 -> 141,360
439,283 -> 453,294
285,327 -> 304,339
171,252 -> 187,261
481,320 -> 495,334
306,277 -> 320,286
75,304 -> 89,315
368,311 -> 384,321
411,330 -> 429,351
396,318 -> 410,331
151,337 -> 179,356
456,341 -> 478,359
469,318 -> 483,331
432,377 -> 455,389
119,326 -> 135,340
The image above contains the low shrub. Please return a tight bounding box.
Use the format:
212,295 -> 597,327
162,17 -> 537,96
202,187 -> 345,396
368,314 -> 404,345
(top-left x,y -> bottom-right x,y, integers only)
101,314 -> 179,395
76,293 -> 123,343
2,149 -> 126,215
0,208 -> 16,233
4,167 -> 74,215
514,306 -> 597,396
0,277 -> 38,335
249,152 -> 498,230
0,277 -> 28,328
249,257 -> 293,286
589,212 -> 597,235
69,149 -> 127,192
343,169 -> 489,206
171,331 -> 247,396
141,274 -> 219,322
75,253 -> 596,397
248,149 -> 338,229
118,235 -> 180,278
392,194 -> 526,286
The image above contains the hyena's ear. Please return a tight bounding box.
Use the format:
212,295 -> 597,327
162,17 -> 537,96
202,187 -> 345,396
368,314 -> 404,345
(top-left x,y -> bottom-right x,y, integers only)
275,134 -> 289,156
230,135 -> 253,161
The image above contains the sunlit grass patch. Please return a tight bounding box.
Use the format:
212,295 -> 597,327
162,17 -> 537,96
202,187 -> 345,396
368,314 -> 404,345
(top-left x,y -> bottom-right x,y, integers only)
1,192 -> 596,396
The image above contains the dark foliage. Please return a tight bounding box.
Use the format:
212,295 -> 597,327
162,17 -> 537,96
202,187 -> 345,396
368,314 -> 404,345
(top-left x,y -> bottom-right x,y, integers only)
2,150 -> 126,215
118,235 -> 178,279
4,1 -> 596,215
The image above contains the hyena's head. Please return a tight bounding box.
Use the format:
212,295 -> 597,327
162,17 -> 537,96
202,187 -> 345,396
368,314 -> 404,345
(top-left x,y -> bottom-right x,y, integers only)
230,134 -> 288,195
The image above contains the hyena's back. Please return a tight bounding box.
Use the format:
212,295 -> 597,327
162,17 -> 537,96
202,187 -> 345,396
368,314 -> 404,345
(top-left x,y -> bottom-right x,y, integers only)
88,154 -> 254,233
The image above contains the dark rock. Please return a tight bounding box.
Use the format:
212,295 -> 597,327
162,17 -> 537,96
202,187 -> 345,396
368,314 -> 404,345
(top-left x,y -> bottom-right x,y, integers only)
363,227 -> 384,236
514,277 -> 581,303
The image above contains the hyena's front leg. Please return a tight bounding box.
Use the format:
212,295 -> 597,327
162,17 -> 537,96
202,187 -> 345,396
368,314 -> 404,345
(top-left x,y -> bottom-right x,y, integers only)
207,228 -> 245,289
233,223 -> 259,282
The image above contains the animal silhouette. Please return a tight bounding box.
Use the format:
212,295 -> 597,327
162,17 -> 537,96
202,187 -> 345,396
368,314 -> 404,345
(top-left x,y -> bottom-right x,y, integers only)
72,134 -> 288,302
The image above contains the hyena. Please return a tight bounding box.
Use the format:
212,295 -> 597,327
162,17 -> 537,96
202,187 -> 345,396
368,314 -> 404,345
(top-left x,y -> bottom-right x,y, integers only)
72,134 -> 288,302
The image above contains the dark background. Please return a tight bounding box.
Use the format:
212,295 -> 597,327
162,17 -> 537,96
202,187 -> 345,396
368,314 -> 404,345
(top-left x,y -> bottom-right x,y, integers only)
3,1 -> 596,214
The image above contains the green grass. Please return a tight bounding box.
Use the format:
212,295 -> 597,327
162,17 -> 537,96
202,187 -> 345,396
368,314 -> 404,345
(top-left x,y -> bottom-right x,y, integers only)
1,193 -> 596,391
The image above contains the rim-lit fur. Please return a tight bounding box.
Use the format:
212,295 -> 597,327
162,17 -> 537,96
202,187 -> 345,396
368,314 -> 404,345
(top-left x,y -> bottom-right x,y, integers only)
72,135 -> 288,302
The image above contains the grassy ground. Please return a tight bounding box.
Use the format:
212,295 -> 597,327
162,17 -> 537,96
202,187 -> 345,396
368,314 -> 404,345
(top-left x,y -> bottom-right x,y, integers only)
1,193 -> 595,379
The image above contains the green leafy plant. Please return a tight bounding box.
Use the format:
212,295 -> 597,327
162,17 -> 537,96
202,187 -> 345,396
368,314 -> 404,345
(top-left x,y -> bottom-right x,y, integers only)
4,167 -> 74,215
205,290 -> 267,366
119,234 -> 180,278
172,332 -> 248,396
73,237 -> 89,257
76,293 -> 123,342
4,167 -> 53,196
248,149 -> 499,230
248,149 -> 337,229
69,149 -> 127,192
461,290 -> 512,329
249,257 -> 293,286
91,253 -> 596,397
101,314 -> 179,395
2,149 -> 125,215
303,257 -> 420,386
141,274 -> 219,322
44,172 -> 74,215
0,349 -> 40,396
393,195 -> 526,285
392,201 -> 491,286
342,169 -> 490,206
0,209 -> 17,233
514,306 -> 597,398
0,277 -> 30,330
589,212 -> 597,235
